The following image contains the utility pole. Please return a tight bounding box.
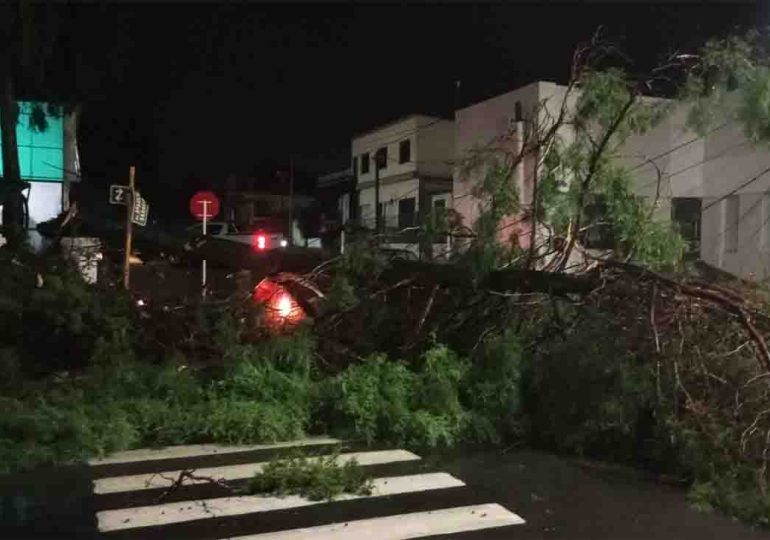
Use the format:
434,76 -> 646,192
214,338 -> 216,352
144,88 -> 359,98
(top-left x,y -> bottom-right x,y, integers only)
123,166 -> 135,290
374,149 -> 382,240
288,158 -> 294,246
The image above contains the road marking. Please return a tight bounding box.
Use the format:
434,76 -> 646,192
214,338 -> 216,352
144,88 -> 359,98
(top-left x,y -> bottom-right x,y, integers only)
225,503 -> 525,539
97,472 -> 466,532
93,450 -> 420,494
89,438 -> 340,466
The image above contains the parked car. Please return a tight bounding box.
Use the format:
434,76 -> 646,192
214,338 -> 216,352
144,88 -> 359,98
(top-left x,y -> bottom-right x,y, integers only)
185,221 -> 288,251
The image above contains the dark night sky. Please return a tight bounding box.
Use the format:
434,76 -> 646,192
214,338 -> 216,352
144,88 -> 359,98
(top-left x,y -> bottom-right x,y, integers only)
66,2 -> 763,220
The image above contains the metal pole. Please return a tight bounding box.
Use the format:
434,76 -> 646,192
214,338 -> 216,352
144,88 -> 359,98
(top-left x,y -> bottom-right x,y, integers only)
340,228 -> 345,255
288,158 -> 294,246
123,166 -> 135,290
202,200 -> 208,299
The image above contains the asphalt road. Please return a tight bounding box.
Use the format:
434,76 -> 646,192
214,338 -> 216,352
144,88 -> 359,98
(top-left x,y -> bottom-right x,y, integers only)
1,444 -> 766,540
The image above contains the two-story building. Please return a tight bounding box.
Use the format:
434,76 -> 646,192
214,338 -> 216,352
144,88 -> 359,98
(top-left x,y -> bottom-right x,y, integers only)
453,80 -> 770,281
352,114 -> 454,254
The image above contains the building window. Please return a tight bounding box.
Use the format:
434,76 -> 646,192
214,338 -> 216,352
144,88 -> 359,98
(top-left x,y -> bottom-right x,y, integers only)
376,147 -> 387,170
361,153 -> 370,174
724,195 -> 739,253
399,139 -> 411,164
581,194 -> 614,249
352,156 -> 358,177
671,198 -> 701,253
514,101 -> 523,122
398,197 -> 416,229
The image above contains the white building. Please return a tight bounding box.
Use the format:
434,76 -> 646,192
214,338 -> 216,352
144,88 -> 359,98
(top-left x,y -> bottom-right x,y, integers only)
626,107 -> 770,280
352,114 -> 454,254
453,81 -> 770,281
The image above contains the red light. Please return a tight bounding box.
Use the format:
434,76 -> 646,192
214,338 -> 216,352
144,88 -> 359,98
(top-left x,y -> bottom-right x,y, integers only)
276,294 -> 292,318
255,234 -> 267,250
253,278 -> 307,332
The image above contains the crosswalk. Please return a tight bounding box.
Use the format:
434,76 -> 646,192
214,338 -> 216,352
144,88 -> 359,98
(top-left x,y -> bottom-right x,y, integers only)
88,437 -> 525,539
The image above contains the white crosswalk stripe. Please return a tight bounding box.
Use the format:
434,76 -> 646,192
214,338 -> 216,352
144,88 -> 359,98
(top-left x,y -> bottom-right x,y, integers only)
93,449 -> 420,494
97,473 -> 465,532
89,438 -> 341,466
227,504 -> 524,540
89,439 -> 526,539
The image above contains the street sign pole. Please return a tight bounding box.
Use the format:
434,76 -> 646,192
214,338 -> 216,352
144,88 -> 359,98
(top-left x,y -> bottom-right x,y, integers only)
202,200 -> 209,299
123,166 -> 135,290
189,190 -> 220,299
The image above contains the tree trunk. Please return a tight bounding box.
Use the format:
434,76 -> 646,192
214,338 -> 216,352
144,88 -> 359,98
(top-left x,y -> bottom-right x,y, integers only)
0,72 -> 26,247
0,75 -> 21,185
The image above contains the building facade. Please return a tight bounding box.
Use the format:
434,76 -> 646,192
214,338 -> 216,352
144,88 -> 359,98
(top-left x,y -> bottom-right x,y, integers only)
0,102 -> 80,245
352,115 -> 454,251
453,81 -> 770,281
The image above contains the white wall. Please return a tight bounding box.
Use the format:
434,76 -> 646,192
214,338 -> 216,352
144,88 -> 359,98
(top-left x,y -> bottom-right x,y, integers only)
416,118 -> 454,178
353,115 -> 454,185
353,117 -> 420,184
27,181 -> 62,227
453,82 -> 569,246
622,101 -> 770,280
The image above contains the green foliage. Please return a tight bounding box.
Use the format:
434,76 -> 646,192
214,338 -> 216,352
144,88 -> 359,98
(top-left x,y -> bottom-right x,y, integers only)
0,334 -> 315,473
0,252 -> 136,374
247,450 -> 374,501
327,274 -> 358,310
318,345 -> 473,447
522,307 -> 657,460
338,238 -> 387,283
464,330 -> 524,443
597,164 -> 686,269
680,33 -> 769,139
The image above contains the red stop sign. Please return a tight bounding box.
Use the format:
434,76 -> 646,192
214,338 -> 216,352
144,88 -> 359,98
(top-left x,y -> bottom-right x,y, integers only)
190,190 -> 220,220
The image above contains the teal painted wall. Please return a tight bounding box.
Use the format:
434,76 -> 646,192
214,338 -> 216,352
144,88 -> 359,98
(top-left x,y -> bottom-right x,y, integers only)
0,102 -> 64,182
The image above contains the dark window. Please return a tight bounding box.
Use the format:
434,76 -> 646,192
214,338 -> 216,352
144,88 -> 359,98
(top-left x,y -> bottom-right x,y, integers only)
671,198 -> 701,252
376,147 -> 387,169
361,153 -> 370,174
432,199 -> 448,241
352,156 -> 358,177
253,200 -> 271,217
399,139 -> 411,163
514,101 -> 523,122
398,197 -> 416,229
582,195 -> 614,249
